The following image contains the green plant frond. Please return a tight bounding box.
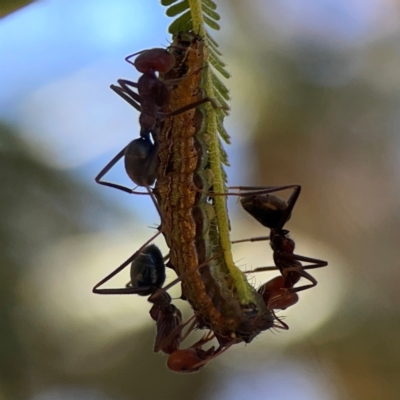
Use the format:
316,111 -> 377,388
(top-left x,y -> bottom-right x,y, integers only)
211,72 -> 230,100
218,138 -> 230,167
203,14 -> 220,30
210,52 -> 230,79
168,10 -> 193,33
214,92 -> 230,114
202,5 -> 220,21
161,0 -> 180,6
165,0 -> 189,17
202,0 -> 217,11
207,32 -> 220,48
162,0 -> 257,302
207,33 -> 223,55
209,50 -> 227,68
216,115 -> 231,144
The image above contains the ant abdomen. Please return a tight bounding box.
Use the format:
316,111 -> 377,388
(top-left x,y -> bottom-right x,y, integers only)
124,138 -> 159,187
130,244 -> 166,291
241,194 -> 291,229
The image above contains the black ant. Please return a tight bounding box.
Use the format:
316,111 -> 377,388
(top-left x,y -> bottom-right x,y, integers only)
92,235 -> 221,354
93,242 -> 184,354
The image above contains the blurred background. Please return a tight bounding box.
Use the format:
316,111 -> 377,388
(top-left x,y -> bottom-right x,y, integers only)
1,0 -> 399,399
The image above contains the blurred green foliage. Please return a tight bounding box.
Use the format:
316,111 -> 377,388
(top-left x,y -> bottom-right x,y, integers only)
0,0 -> 34,18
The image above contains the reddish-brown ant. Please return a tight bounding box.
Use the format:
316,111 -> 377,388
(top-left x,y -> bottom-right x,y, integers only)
95,48 -> 173,194
96,47 -> 213,195
229,184 -> 327,305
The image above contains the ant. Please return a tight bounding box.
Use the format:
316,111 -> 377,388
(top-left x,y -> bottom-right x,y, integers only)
93,242 -> 183,354
229,184 -> 327,305
96,47 -> 213,195
92,235 -> 221,354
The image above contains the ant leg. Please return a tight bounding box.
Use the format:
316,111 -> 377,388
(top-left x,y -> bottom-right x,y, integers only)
92,230 -> 162,294
95,147 -> 135,194
243,265 -> 280,274
280,253 -> 327,294
275,185 -> 301,231
281,253 -> 328,272
165,94 -> 226,121
148,251 -> 223,303
179,317 -> 198,342
163,78 -> 183,87
198,184 -> 301,199
110,81 -> 141,112
189,341 -> 234,371
231,235 -> 270,245
155,314 -> 198,353
117,78 -> 139,90
191,331 -> 215,348
95,146 -> 154,195
272,311 -> 289,330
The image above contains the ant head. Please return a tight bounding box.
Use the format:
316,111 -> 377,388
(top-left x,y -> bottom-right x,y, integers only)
167,349 -> 204,373
130,244 -> 166,290
133,48 -> 175,74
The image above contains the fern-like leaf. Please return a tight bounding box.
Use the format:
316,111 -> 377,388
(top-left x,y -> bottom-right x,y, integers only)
161,0 -> 180,6
160,0 -> 250,292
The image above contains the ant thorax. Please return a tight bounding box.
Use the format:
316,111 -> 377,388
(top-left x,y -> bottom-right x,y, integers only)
270,230 -> 295,253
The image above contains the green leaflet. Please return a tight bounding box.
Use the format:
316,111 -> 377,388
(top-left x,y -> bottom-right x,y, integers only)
210,51 -> 230,79
161,0 -> 179,6
202,0 -> 217,11
202,4 -> 220,21
168,10 -> 193,33
211,72 -> 230,100
165,0 -> 189,16
203,14 -> 220,30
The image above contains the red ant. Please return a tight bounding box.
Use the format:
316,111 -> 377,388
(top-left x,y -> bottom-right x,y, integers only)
228,184 -> 327,306
96,47 -> 213,195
